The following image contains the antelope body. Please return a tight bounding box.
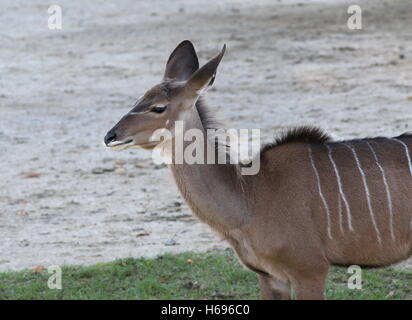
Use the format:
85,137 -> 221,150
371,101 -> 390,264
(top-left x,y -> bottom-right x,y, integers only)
104,41 -> 412,299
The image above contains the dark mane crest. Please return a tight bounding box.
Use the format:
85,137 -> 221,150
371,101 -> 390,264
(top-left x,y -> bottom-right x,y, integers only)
396,132 -> 412,139
261,126 -> 332,153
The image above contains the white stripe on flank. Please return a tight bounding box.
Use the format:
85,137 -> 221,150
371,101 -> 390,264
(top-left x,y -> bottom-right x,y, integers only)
337,195 -> 344,234
342,143 -> 382,243
325,144 -> 354,232
366,141 -> 395,241
308,146 -> 333,239
391,138 -> 412,176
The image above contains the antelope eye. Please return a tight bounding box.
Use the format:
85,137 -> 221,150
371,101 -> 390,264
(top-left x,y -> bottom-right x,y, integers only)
151,105 -> 167,113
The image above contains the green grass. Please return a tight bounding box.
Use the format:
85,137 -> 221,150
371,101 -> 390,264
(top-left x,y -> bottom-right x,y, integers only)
0,250 -> 410,300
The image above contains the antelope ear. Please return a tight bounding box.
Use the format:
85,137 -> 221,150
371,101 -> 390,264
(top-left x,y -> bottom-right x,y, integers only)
185,44 -> 226,97
163,40 -> 199,81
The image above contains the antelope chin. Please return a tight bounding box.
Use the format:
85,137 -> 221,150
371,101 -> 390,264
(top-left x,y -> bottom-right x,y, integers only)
129,142 -> 158,150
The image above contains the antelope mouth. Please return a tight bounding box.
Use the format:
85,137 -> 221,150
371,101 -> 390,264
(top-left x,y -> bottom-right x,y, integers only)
105,139 -> 158,151
107,139 -> 133,147
106,139 -> 134,151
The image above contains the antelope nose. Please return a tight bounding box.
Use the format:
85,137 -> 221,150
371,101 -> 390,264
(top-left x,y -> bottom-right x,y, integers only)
104,131 -> 116,145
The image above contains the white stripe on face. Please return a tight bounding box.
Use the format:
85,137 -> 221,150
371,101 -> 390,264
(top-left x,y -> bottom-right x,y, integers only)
342,143 -> 382,244
391,138 -> 412,176
326,144 -> 354,232
308,146 -> 333,239
366,141 -> 395,241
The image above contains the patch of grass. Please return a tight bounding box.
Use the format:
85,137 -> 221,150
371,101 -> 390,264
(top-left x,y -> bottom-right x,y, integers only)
0,250 -> 410,299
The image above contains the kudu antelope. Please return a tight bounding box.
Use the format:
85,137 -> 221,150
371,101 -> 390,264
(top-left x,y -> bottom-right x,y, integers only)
104,41 -> 412,299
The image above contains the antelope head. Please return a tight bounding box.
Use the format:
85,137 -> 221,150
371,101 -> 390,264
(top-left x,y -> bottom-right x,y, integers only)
104,40 -> 226,151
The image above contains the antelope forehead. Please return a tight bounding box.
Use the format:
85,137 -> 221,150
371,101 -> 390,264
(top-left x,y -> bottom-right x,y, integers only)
145,83 -> 172,100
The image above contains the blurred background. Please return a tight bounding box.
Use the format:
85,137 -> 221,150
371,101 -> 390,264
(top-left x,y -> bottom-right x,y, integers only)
0,0 -> 411,271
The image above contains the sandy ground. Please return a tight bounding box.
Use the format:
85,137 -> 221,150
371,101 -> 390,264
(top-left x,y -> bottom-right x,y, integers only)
0,0 -> 411,271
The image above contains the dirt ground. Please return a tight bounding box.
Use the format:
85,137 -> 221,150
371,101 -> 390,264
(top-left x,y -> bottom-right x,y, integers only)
1,0 -> 411,271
